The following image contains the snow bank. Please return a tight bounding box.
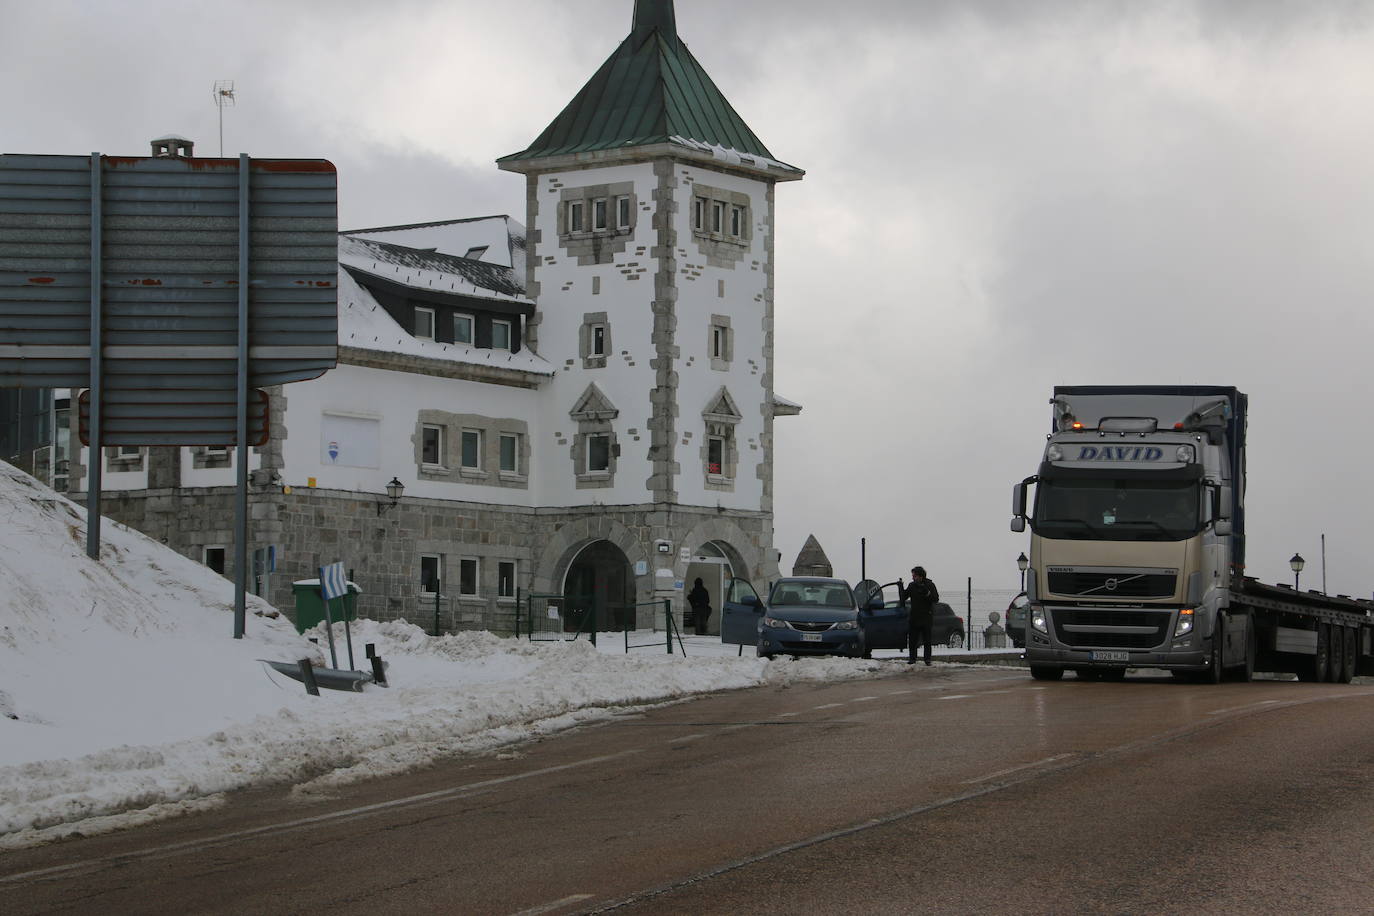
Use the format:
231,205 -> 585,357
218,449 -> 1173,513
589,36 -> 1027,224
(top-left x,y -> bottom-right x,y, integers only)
0,462 -> 905,843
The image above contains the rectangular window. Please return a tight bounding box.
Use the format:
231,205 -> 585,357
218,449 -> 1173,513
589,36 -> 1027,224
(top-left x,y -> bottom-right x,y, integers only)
592,198 -> 608,231
588,433 -> 610,473
694,197 -> 706,231
461,429 -> 481,469
205,445 -> 230,458
420,554 -> 441,594
204,546 -> 226,575
730,204 -> 745,237
116,445 -> 141,458
414,307 -> 435,340
498,561 -> 516,599
567,200 -> 584,233
615,195 -> 630,229
711,325 -> 726,359
499,433 -> 520,473
459,557 -> 478,596
590,323 -> 606,356
454,313 -> 474,345
711,201 -> 724,233
707,436 -> 726,477
492,319 -> 512,351
421,424 -> 444,467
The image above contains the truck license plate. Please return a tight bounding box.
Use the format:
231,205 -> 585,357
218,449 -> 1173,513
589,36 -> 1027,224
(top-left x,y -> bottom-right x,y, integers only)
1091,650 -> 1129,662
802,633 -> 823,642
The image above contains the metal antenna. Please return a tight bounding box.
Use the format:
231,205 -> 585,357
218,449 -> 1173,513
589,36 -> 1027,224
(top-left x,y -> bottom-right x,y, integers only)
213,80 -> 236,157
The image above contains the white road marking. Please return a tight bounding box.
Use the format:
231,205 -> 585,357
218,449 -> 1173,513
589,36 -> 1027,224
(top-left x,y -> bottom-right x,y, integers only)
1207,700 -> 1281,717
937,694 -> 974,700
671,734 -> 708,743
961,754 -> 1075,784
511,893 -> 594,916
0,750 -> 643,885
776,711 -> 799,718
853,696 -> 879,702
887,688 -> 914,695
813,703 -> 844,709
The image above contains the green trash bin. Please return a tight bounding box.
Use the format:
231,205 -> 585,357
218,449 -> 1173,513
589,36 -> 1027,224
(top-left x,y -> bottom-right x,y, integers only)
291,579 -> 360,634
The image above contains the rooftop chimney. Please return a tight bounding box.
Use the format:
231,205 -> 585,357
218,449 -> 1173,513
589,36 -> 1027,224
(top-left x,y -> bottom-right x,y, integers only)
151,135 -> 194,158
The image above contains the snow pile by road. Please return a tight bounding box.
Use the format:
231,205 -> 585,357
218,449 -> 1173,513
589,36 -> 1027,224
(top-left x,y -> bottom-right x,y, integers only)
0,462 -> 911,845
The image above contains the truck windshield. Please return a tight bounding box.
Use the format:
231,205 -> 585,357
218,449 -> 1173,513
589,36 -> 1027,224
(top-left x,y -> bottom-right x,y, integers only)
1033,477 -> 1200,541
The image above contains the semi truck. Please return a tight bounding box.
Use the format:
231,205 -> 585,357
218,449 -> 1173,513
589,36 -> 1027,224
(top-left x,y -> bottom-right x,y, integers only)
1010,385 -> 1374,682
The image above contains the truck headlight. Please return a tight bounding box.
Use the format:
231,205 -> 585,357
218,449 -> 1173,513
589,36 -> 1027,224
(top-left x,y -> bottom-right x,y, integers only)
762,617 -> 790,630
1046,444 -> 1064,461
1175,444 -> 1195,463
1030,605 -> 1048,634
1174,608 -> 1194,637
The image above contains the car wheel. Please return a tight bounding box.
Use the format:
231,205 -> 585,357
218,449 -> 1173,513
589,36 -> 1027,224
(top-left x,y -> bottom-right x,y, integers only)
1030,665 -> 1063,681
946,631 -> 964,649
757,649 -> 773,659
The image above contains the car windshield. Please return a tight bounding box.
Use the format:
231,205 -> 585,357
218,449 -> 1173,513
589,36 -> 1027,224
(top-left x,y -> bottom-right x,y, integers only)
1033,477 -> 1200,542
771,580 -> 853,607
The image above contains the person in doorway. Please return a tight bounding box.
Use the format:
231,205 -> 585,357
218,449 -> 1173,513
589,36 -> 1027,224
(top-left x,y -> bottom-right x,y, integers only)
903,566 -> 940,665
687,577 -> 712,636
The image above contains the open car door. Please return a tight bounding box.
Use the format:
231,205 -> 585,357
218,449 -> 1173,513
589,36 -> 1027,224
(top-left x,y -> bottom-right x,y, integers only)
720,577 -> 764,646
857,579 -> 909,651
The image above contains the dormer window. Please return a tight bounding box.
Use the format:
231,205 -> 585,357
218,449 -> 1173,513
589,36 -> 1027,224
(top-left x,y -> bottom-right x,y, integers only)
454,313 -> 474,345
492,319 -> 512,351
414,307 -> 435,340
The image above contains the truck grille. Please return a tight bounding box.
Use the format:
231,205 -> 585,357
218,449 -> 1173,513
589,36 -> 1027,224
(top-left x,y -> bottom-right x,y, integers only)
1051,608 -> 1172,650
1047,571 -> 1177,599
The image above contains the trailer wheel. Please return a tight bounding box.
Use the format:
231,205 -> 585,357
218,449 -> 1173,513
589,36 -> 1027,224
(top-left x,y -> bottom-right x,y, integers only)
1030,665 -> 1063,681
1342,627 -> 1357,683
1314,624 -> 1331,683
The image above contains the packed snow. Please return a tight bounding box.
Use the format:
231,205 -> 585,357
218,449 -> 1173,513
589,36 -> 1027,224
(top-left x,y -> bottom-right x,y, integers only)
0,461 -> 1013,848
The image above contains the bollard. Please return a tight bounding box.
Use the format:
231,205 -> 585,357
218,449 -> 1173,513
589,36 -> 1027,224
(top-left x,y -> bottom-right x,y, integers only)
297,658 -> 321,697
370,653 -> 388,687
365,642 -> 376,659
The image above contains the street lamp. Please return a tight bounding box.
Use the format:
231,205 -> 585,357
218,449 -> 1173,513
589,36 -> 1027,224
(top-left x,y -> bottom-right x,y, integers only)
1017,551 -> 1029,592
1290,552 -> 1305,590
377,476 -> 405,516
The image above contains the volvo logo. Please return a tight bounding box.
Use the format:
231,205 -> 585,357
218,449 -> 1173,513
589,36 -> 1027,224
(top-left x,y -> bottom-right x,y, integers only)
1105,578 -> 1119,591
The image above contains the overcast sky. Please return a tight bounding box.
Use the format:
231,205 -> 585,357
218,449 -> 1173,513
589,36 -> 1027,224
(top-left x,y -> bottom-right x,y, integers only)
7,0 -> 1374,599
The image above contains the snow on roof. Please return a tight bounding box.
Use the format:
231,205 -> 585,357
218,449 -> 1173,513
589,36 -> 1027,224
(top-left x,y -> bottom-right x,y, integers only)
772,393 -> 803,415
337,268 -> 554,376
667,136 -> 804,178
339,235 -> 530,305
343,215 -> 526,271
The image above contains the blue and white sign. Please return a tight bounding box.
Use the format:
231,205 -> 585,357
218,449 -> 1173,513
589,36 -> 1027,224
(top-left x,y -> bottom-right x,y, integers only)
319,561 -> 348,601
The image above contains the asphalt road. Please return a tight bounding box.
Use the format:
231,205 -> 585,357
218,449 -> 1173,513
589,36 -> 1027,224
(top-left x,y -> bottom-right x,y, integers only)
5,666 -> 1374,915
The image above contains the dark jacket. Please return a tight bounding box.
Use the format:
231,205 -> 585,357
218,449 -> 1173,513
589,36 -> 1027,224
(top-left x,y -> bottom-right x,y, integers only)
687,584 -> 710,611
904,578 -> 940,619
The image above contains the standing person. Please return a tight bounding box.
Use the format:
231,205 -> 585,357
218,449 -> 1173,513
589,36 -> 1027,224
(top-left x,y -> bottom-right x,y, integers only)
687,577 -> 712,636
903,566 -> 940,665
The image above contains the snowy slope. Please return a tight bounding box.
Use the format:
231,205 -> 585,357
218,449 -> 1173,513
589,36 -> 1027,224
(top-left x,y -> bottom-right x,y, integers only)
0,461 -> 934,846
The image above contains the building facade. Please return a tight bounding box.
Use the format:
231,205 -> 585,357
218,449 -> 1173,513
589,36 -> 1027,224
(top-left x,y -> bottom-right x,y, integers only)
45,0 -> 804,635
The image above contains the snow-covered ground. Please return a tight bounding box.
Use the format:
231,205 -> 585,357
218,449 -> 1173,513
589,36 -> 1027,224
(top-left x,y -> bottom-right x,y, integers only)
0,461 -> 1014,847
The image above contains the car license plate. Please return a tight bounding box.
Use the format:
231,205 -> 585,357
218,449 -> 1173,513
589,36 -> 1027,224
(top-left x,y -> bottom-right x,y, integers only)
1091,650 -> 1129,662
802,633 -> 823,642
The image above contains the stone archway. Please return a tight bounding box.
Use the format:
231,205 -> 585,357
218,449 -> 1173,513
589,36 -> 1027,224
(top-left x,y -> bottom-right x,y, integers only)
563,539 -> 635,633
533,516 -> 654,627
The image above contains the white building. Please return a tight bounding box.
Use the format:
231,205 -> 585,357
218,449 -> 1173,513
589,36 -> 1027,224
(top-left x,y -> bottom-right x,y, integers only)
69,0 -> 804,635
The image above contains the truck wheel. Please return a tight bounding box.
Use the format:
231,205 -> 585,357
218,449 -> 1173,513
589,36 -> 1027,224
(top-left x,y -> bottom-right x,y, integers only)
1030,665 -> 1063,681
1206,617 -> 1224,684
1340,627 -> 1357,684
1314,624 -> 1331,683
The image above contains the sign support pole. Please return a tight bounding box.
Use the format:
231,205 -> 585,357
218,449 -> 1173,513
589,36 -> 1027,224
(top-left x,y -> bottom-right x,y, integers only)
233,154 -> 250,639
85,153 -> 103,561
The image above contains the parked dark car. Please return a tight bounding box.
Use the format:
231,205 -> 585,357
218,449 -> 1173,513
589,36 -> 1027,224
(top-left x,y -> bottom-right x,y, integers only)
1005,592 -> 1029,647
756,577 -> 866,659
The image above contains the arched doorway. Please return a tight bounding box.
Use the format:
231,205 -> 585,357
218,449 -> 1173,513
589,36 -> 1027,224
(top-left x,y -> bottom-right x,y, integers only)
563,540 -> 635,633
684,540 -> 744,637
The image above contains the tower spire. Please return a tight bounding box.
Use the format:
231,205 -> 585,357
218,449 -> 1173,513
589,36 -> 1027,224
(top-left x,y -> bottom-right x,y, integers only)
632,0 -> 677,49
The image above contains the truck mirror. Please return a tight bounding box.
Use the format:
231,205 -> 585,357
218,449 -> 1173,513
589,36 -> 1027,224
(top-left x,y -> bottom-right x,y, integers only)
1011,481 -> 1027,517
1010,517 -> 1026,533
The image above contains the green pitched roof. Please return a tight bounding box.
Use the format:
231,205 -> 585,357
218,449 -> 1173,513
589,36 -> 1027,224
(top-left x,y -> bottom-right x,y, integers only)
499,1 -> 798,174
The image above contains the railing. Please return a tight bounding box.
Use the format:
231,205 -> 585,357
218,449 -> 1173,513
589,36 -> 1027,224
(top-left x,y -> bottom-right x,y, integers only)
621,600 -> 686,656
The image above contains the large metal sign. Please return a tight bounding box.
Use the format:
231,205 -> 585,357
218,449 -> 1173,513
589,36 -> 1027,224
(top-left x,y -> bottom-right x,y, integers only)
0,151 -> 338,639
0,152 -> 338,438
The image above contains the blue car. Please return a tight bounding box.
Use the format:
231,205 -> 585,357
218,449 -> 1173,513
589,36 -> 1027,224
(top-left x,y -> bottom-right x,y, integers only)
756,577 -> 868,659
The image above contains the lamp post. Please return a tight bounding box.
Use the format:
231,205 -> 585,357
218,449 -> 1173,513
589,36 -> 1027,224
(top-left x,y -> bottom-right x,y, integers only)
1290,552 -> 1305,590
1017,551 -> 1029,593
